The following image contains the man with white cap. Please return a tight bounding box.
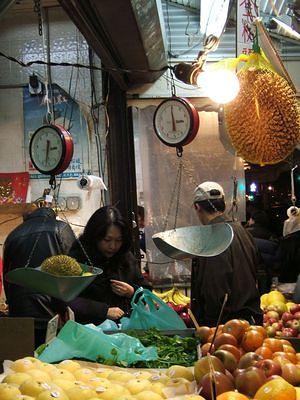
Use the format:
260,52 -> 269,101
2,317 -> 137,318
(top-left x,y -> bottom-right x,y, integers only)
191,181 -> 263,326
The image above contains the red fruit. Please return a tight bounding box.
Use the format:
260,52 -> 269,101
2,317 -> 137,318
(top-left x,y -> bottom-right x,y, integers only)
293,311 -> 300,319
238,352 -> 263,369
282,312 -> 294,323
179,311 -> 192,327
213,349 -> 238,373
234,366 -> 267,397
166,302 -> 176,309
172,304 -> 187,313
281,327 -> 298,337
271,321 -> 283,330
287,319 -> 300,332
290,304 -> 300,314
233,368 -> 244,378
194,355 -> 226,384
199,371 -> 235,400
256,359 -> 282,377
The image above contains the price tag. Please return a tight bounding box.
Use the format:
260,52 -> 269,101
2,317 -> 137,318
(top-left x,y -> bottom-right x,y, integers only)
45,314 -> 59,344
45,194 -> 53,203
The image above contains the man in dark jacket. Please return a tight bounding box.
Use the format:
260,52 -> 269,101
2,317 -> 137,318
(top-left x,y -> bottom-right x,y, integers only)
3,206 -> 74,346
191,181 -> 263,326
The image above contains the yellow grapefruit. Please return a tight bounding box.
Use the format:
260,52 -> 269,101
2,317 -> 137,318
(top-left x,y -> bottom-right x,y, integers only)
254,377 -> 296,400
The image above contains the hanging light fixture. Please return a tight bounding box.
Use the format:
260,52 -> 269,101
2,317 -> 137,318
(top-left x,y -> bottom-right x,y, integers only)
173,35 -> 219,85
173,34 -> 240,104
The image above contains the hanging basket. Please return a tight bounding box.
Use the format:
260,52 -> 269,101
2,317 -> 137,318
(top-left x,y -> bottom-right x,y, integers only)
5,263 -> 103,302
152,223 -> 234,259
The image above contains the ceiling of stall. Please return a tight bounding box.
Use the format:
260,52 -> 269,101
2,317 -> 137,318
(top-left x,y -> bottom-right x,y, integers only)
3,0 -> 299,90
57,0 -> 167,90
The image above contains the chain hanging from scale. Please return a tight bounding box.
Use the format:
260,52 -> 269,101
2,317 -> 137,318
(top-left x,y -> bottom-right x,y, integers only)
169,69 -> 183,158
33,0 -> 43,36
162,158 -> 183,232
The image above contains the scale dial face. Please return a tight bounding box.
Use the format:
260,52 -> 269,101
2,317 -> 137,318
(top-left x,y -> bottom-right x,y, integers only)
29,124 -> 74,175
153,97 -> 199,147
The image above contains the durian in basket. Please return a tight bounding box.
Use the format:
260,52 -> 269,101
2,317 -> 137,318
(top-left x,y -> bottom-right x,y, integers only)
41,255 -> 83,276
224,51 -> 300,165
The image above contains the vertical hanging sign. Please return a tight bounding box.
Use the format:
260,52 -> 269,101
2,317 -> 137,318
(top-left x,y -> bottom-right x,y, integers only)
237,0 -> 260,55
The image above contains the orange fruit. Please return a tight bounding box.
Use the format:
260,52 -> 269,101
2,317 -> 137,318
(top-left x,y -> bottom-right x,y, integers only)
217,391 -> 249,400
222,320 -> 246,342
247,325 -> 267,339
239,319 -> 250,330
201,342 -> 215,356
255,346 -> 273,359
254,377 -> 296,400
263,338 -> 283,353
242,330 -> 264,352
214,333 -> 238,349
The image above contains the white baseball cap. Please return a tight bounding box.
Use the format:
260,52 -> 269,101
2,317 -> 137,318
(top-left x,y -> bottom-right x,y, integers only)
193,181 -> 225,203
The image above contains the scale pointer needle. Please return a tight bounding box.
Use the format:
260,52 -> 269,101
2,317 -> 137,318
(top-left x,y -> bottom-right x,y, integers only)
45,140 -> 50,165
171,106 -> 176,132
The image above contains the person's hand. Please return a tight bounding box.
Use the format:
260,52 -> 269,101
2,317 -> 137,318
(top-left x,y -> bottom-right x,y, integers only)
111,279 -> 134,298
107,307 -> 124,320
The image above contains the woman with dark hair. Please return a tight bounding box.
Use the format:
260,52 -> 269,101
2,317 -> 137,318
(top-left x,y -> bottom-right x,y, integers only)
68,206 -> 151,325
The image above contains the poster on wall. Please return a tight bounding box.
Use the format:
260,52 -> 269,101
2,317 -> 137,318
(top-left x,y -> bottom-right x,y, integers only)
0,172 -> 29,204
23,84 -> 89,179
237,0 -> 260,55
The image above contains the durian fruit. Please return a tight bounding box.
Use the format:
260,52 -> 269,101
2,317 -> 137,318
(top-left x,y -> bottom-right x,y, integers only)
224,66 -> 300,165
41,255 -> 82,276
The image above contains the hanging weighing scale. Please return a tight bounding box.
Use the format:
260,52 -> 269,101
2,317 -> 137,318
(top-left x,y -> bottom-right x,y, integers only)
5,124 -> 103,302
152,223 -> 234,259
152,94 -> 234,258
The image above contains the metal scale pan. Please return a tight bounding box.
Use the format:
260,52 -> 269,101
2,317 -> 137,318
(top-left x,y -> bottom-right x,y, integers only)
152,223 -> 234,259
5,264 -> 103,302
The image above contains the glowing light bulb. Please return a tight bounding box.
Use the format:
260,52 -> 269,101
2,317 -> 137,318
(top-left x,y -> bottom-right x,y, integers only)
196,69 -> 240,104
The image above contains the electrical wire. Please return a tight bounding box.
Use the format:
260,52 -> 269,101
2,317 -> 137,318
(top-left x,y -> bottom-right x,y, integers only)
0,51 -> 168,74
89,48 -> 107,206
0,216 -> 22,226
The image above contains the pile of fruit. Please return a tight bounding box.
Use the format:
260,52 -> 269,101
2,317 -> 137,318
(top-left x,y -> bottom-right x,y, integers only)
0,357 -> 198,400
196,318 -> 300,399
261,290 -> 300,338
153,287 -> 192,327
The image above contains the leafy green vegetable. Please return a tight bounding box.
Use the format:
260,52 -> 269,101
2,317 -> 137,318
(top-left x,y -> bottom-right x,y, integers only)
96,329 -> 199,369
126,329 -> 198,368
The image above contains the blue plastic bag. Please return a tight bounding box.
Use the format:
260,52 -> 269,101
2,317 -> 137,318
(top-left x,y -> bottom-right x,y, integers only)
38,320 -> 157,365
121,288 -> 186,330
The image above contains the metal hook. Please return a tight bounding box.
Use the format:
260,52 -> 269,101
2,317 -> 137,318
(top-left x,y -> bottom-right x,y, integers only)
291,165 -> 298,205
176,146 -> 183,158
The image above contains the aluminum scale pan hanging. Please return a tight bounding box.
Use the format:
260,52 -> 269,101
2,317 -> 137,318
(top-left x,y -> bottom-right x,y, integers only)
5,263 -> 103,302
152,223 -> 234,259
